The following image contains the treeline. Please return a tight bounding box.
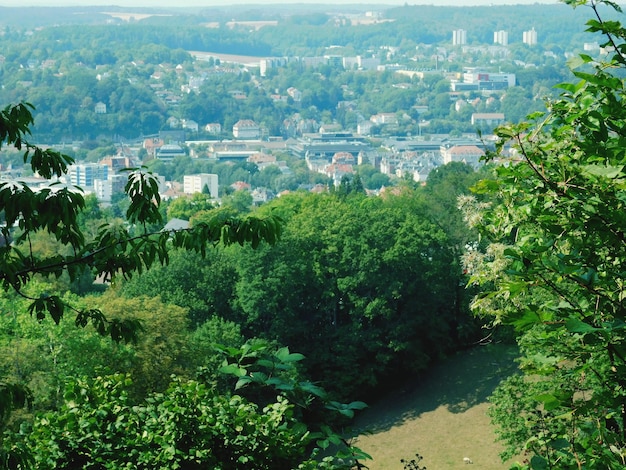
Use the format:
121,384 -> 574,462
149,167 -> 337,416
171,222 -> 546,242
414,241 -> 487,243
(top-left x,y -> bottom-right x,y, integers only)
0,4 -> 611,55
0,163 -> 484,410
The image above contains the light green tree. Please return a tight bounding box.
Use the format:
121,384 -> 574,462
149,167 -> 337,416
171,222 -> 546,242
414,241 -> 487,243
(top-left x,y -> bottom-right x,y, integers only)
166,192 -> 215,221
461,1 -> 626,467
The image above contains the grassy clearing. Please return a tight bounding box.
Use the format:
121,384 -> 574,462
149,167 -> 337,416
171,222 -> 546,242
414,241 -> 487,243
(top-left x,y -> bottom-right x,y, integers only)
354,344 -> 520,469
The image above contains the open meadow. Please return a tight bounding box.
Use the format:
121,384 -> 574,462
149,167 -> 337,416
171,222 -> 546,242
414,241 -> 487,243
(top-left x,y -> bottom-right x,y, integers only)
355,345 -> 521,469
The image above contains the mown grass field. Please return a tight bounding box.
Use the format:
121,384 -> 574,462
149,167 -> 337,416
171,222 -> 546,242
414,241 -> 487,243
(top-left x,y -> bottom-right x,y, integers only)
354,345 -> 521,469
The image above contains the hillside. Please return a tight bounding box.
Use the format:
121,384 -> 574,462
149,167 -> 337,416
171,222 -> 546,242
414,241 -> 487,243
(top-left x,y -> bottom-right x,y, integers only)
355,345 -> 520,469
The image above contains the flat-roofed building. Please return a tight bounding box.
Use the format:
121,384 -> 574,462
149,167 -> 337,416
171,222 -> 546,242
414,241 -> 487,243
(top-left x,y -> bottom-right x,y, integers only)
183,173 -> 218,198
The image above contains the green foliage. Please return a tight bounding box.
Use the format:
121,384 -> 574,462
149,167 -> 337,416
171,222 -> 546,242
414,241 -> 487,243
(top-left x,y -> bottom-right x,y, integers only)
221,190 -> 254,214
462,1 -> 626,467
233,190 -> 464,399
166,192 -> 215,221
18,343 -> 370,469
214,341 -> 370,467
120,248 -> 239,326
22,374 -> 310,470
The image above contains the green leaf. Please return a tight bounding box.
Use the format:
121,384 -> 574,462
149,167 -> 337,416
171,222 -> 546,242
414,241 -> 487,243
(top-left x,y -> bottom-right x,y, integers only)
534,393 -> 561,411
582,164 -> 624,179
565,318 -> 599,334
274,347 -> 305,363
219,364 -> 248,377
530,455 -> 549,470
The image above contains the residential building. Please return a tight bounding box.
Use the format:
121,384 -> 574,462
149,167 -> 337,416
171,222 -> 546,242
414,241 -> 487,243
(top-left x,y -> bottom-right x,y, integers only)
94,102 -> 107,114
94,174 -> 127,204
471,112 -> 505,127
205,123 -> 222,134
66,163 -> 108,190
332,152 -> 356,165
143,138 -> 164,158
325,163 -> 354,186
523,27 -> 538,46
287,87 -> 302,102
182,119 -> 199,132
452,29 -> 467,46
231,181 -> 251,192
494,30 -> 508,46
100,155 -> 134,173
325,55 -> 343,68
233,120 -> 261,139
357,120 -> 373,136
183,173 -> 219,198
248,153 -> 277,166
357,55 -> 381,70
441,144 -> 485,168
319,123 -> 343,134
370,113 -> 399,125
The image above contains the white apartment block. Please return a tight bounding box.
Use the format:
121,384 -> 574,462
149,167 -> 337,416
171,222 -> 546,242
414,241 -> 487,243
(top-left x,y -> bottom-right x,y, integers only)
94,174 -> 127,204
463,69 -> 515,87
494,30 -> 508,46
452,29 -> 467,46
523,27 -> 538,46
66,163 -> 108,190
183,173 -> 219,198
357,56 -> 380,70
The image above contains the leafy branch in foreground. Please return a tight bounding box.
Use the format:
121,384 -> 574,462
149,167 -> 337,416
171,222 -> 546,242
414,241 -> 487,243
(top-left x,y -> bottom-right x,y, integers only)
0,102 -> 282,343
214,341 -> 371,469
14,342 -> 371,469
462,1 -> 626,468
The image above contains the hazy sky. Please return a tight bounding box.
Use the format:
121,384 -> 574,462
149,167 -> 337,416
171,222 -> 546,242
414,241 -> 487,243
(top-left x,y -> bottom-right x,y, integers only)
0,0 -> 559,7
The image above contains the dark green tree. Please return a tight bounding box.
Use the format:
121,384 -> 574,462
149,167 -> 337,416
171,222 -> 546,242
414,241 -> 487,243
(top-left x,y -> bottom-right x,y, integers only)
233,191 -> 460,399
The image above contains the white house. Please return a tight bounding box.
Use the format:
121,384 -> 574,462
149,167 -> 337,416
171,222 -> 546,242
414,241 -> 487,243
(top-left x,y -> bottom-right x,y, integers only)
182,119 -> 199,132
233,120 -> 261,139
205,123 -> 222,134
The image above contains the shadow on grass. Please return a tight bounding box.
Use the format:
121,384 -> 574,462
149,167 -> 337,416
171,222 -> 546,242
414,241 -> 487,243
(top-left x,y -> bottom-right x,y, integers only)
354,343 -> 519,434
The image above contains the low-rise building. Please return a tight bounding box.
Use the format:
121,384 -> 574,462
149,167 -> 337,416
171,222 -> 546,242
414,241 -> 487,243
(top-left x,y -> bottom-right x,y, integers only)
156,144 -> 185,161
205,123 -> 222,135
471,112 -> 505,127
233,120 -> 261,139
441,144 -> 485,168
